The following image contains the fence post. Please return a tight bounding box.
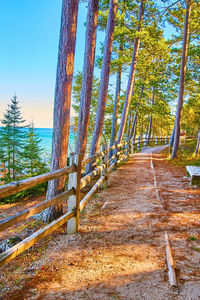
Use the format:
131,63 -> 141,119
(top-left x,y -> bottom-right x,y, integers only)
67,153 -> 83,234
113,141 -> 118,170
165,136 -> 168,144
155,136 -> 158,146
101,143 -> 108,189
128,139 -> 131,159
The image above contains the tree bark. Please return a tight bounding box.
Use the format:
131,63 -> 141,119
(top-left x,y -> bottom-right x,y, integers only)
42,0 -> 79,222
117,0 -> 145,144
195,131 -> 200,156
126,113 -> 132,141
129,85 -> 144,139
110,67 -> 122,148
133,114 -> 138,141
171,0 -> 191,159
170,121 -> 176,146
75,0 -> 99,156
109,0 -> 125,152
147,91 -> 154,144
147,116 -> 152,144
88,0 -> 118,158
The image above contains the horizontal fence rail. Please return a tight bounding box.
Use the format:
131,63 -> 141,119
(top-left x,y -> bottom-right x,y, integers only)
0,136 -> 170,266
0,165 -> 76,199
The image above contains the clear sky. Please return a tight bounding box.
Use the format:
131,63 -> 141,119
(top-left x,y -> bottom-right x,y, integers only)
0,0 -> 104,128
0,1 -> 175,128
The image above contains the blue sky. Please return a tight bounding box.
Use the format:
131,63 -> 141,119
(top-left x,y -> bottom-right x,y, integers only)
0,1 -> 175,128
0,1 -> 104,128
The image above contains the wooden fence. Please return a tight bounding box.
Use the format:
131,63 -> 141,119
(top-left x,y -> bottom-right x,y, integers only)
0,136 -> 169,266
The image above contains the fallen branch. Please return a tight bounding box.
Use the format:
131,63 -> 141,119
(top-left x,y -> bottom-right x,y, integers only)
165,232 -> 177,287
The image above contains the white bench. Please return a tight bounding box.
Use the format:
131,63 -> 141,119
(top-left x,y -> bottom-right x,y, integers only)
186,166 -> 200,185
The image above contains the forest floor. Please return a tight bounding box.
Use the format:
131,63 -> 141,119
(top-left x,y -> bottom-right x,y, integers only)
1,145 -> 200,299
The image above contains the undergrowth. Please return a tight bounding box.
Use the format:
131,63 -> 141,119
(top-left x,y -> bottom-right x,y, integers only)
0,183 -> 48,205
169,139 -> 200,167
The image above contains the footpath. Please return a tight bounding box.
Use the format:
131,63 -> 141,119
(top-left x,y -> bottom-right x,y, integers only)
2,146 -> 200,299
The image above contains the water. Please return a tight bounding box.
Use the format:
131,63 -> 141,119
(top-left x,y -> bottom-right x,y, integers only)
35,128 -> 76,158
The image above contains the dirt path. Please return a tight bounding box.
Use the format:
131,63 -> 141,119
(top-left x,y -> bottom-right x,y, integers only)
1,147 -> 200,299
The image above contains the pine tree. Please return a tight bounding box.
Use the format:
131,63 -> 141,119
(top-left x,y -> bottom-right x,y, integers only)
43,0 -> 79,222
23,122 -> 47,176
0,95 -> 26,182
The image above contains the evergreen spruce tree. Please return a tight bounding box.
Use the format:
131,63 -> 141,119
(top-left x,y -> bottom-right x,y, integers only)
0,95 -> 26,182
23,122 -> 47,176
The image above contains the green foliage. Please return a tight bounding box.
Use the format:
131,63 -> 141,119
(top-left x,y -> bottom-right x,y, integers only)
189,236 -> 198,241
0,95 -> 26,182
23,122 -> 48,176
169,139 -> 200,167
0,97 -> 49,203
0,183 -> 47,205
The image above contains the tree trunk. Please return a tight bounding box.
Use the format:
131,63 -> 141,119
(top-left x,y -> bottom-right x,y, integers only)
133,113 -> 138,141
171,0 -> 191,159
42,0 -> 79,222
88,0 -> 118,159
126,113 -> 132,141
170,121 -> 176,146
147,91 -> 154,144
129,85 -> 144,139
129,111 -> 137,139
109,0 -> 125,152
110,67 -> 122,149
147,116 -> 152,144
75,0 -> 99,156
195,131 -> 200,156
117,0 -> 145,144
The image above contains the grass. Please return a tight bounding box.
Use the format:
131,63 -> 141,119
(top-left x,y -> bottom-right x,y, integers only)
169,139 -> 200,167
192,247 -> 200,252
189,236 -> 198,241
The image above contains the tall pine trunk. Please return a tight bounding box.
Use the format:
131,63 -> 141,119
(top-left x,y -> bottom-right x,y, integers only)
126,113 -> 132,141
110,67 -> 122,148
171,0 -> 191,159
88,0 -> 118,158
147,116 -> 152,144
195,131 -> 200,156
129,85 -> 144,139
147,91 -> 154,144
133,113 -> 138,140
109,0 -> 125,152
117,0 -> 145,144
75,0 -> 99,156
170,122 -> 176,146
42,0 -> 79,222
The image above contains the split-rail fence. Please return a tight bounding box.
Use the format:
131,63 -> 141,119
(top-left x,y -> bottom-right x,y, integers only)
0,136 -> 169,266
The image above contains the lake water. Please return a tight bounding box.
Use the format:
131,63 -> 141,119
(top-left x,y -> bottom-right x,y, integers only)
35,128 -> 76,157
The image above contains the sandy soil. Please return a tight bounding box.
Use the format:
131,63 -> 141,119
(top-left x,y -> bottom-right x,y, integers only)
1,146 -> 200,299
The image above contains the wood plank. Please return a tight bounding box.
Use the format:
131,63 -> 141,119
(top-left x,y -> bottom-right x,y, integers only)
165,232 -> 177,287
67,153 -> 82,234
108,144 -> 117,152
79,176 -> 105,211
101,144 -> 108,188
0,189 -> 74,232
0,211 -> 75,267
80,164 -> 106,189
82,150 -> 106,168
0,165 -> 76,199
108,162 -> 115,173
186,166 -> 200,178
109,153 -> 117,164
